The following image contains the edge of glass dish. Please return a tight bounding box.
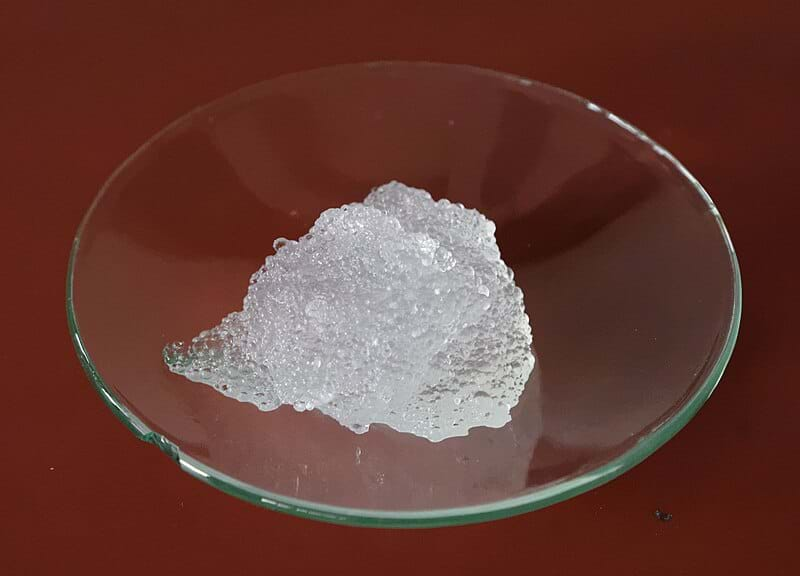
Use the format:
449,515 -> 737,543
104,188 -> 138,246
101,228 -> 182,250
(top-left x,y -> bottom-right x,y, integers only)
66,62 -> 742,528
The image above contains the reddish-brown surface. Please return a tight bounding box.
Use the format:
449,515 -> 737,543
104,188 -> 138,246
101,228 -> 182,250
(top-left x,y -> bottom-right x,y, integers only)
2,2 -> 798,574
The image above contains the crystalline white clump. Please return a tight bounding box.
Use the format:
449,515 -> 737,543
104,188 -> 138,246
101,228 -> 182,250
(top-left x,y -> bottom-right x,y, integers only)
164,182 -> 535,441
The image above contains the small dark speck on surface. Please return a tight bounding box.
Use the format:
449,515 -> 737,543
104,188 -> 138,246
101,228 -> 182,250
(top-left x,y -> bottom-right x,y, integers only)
654,509 -> 673,522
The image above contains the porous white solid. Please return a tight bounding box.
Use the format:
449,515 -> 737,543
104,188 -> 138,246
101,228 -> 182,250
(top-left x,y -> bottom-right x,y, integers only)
164,182 -> 534,441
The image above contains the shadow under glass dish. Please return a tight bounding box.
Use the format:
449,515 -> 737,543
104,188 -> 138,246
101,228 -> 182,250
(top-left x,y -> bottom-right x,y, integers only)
67,62 -> 740,527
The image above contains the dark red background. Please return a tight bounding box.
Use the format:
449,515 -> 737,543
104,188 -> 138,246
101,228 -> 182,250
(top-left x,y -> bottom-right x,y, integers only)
2,2 -> 798,574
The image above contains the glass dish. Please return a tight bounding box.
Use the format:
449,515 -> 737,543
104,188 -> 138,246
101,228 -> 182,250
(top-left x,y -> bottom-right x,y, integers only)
67,62 -> 740,527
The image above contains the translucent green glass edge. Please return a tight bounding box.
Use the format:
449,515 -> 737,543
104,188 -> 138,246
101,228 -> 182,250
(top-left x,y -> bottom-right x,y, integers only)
65,62 -> 742,528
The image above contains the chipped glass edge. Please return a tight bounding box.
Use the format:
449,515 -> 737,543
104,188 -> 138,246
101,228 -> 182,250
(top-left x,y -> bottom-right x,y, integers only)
66,62 -> 742,528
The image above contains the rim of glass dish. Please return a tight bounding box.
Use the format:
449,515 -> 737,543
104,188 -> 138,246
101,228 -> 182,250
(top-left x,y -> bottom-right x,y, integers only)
66,61 -> 742,528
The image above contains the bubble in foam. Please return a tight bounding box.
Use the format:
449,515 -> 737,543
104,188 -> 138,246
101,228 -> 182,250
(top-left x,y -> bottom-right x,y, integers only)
163,182 -> 535,441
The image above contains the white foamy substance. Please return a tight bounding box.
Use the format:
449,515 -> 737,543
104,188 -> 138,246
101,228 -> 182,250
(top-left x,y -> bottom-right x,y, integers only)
164,182 -> 535,441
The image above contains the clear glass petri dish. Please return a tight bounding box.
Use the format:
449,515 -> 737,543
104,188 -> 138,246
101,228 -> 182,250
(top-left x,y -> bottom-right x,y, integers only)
67,62 -> 740,527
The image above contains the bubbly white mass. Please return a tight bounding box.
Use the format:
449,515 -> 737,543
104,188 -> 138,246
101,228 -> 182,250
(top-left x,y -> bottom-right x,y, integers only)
164,182 -> 535,441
